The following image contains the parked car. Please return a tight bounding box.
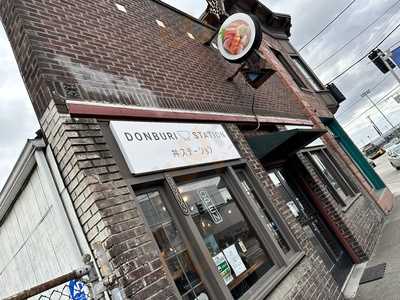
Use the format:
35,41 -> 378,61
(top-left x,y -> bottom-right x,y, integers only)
383,137 -> 400,150
387,144 -> 400,170
364,144 -> 385,160
367,158 -> 376,168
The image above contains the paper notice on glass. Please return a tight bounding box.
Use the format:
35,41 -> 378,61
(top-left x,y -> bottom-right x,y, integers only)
194,293 -> 209,300
286,201 -> 299,217
213,252 -> 233,285
223,244 -> 247,276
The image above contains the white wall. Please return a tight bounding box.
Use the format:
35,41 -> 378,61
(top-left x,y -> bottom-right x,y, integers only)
0,165 -> 83,298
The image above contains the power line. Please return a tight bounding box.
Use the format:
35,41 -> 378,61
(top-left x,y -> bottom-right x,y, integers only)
336,74 -> 391,117
365,39 -> 400,66
389,39 -> 400,49
342,85 -> 400,128
326,53 -> 369,83
366,40 -> 400,66
313,0 -> 400,70
298,0 -> 357,52
376,21 -> 400,48
364,11 -> 400,64
342,86 -> 399,128
326,21 -> 400,83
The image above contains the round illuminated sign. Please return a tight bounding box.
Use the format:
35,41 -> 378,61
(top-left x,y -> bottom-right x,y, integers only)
217,13 -> 262,63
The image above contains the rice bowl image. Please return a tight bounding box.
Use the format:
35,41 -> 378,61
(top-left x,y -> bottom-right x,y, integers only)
220,20 -> 251,55
217,13 -> 261,63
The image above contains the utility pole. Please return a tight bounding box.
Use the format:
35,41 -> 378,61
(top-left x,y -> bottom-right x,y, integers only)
381,50 -> 400,138
366,115 -> 383,136
361,89 -> 396,129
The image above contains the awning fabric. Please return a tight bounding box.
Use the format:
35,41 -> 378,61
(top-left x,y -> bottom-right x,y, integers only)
246,128 -> 327,161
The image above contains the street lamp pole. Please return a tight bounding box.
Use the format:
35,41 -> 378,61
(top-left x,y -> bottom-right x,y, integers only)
361,89 -> 396,129
366,115 -> 383,136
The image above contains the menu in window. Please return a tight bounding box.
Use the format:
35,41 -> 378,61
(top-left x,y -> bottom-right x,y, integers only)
213,252 -> 234,285
286,201 -> 300,217
223,244 -> 247,276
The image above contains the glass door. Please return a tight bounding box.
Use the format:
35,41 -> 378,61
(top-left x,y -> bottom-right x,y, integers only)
267,169 -> 353,287
135,166 -> 300,300
136,190 -> 210,300
176,174 -> 276,299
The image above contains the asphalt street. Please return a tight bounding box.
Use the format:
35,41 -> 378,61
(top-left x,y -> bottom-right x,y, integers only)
373,153 -> 400,195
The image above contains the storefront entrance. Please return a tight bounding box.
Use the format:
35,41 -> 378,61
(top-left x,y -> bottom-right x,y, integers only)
131,163 -> 304,300
267,169 -> 353,287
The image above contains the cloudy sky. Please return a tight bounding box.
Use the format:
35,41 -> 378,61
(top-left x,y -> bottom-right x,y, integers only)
1,0 -> 400,188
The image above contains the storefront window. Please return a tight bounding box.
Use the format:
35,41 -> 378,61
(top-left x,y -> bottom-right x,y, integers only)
178,175 -> 275,299
236,170 -> 291,255
308,149 -> 359,205
137,191 -> 209,300
271,48 -> 307,89
291,56 -> 323,91
311,153 -> 347,199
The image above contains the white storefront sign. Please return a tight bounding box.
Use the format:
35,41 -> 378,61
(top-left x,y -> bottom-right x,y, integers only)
110,121 -> 241,174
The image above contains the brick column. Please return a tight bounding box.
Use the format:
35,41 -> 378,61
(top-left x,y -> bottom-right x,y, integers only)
40,100 -> 177,299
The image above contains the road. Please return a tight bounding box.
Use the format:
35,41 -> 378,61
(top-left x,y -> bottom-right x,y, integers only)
373,153 -> 400,195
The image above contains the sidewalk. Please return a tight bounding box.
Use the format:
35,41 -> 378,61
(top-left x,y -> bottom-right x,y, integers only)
355,195 -> 400,300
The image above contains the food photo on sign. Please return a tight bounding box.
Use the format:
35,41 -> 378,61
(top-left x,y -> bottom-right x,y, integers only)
217,12 -> 275,89
217,13 -> 262,63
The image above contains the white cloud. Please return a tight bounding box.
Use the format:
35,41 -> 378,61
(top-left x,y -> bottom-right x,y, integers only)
1,0 -> 400,189
263,0 -> 400,147
0,25 -> 39,189
161,0 -> 207,17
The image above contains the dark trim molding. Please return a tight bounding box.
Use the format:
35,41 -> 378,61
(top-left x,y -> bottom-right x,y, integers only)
67,101 -> 313,126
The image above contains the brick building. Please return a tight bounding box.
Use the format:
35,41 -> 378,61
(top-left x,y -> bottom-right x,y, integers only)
0,0 -> 393,299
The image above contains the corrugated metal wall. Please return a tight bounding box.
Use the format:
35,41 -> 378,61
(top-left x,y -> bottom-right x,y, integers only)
0,166 -> 82,298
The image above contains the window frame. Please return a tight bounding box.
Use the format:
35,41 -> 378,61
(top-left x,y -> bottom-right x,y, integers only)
305,148 -> 360,206
290,55 -> 324,91
232,167 -> 300,258
270,47 -> 308,90
132,161 -> 304,300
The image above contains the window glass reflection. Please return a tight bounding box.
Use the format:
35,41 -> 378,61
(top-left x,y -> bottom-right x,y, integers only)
137,192 -> 208,300
178,176 -> 274,299
292,56 -> 322,91
268,172 -> 281,187
311,153 -> 347,200
236,171 -> 291,254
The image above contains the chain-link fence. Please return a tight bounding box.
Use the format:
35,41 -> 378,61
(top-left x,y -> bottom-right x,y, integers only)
4,264 -> 99,300
37,280 -> 90,300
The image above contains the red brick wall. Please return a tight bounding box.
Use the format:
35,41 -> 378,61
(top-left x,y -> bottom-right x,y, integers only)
0,0 -> 307,120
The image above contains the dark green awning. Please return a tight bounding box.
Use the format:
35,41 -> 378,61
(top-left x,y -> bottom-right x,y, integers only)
247,129 -> 327,161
